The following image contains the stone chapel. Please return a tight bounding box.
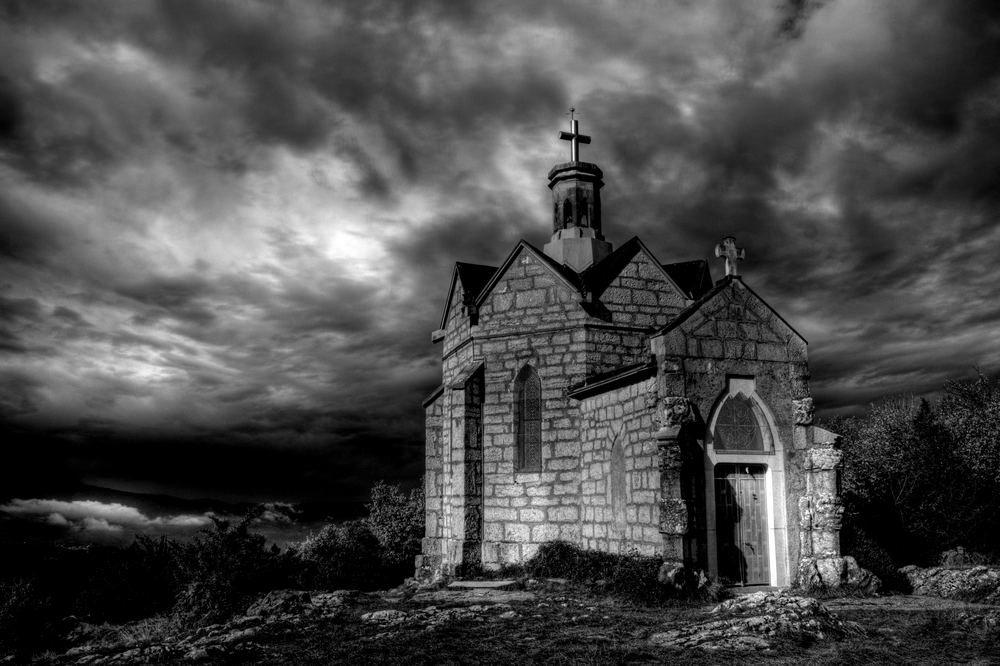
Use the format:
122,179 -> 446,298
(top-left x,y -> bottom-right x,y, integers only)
417,116 -> 850,589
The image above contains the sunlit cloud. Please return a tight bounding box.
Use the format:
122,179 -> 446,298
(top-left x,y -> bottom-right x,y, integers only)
1,499 -> 213,533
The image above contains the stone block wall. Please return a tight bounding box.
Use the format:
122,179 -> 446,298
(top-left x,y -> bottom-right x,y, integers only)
584,327 -> 650,377
477,251 -> 585,334
478,335 -> 586,566
577,377 -> 661,556
596,250 -> 686,330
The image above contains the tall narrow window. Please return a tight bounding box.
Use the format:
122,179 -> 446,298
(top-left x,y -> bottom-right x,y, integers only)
515,365 -> 542,471
610,440 -> 626,530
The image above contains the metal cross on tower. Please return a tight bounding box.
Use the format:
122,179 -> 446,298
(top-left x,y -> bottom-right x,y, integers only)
558,108 -> 591,162
715,236 -> 745,277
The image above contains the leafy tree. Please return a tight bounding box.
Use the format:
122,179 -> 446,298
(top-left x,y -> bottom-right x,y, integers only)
366,479 -> 425,568
936,373 -> 1000,553
835,374 -> 1000,575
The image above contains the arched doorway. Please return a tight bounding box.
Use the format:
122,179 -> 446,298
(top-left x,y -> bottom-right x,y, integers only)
704,377 -> 787,587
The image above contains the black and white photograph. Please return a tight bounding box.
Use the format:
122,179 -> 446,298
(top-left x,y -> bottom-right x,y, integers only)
2,1 -> 1000,663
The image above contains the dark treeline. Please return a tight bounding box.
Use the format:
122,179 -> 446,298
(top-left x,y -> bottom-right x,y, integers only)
830,373 -> 1000,587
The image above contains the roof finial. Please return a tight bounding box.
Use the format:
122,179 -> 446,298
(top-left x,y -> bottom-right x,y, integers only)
715,236 -> 745,277
558,108 -> 591,162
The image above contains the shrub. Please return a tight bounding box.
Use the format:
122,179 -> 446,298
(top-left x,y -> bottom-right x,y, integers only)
173,506 -> 298,625
841,525 -> 909,592
75,536 -> 183,624
296,519 -> 384,590
523,541 -> 711,605
0,578 -> 59,657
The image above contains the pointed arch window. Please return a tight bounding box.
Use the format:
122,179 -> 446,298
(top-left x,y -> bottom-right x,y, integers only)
563,198 -> 574,227
515,365 -> 542,471
713,393 -> 766,451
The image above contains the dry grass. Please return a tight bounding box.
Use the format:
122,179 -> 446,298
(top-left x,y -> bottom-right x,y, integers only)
89,615 -> 183,651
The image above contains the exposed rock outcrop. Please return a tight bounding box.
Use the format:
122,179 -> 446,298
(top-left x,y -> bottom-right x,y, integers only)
901,565 -> 1000,604
649,590 -> 863,651
58,589 -> 351,666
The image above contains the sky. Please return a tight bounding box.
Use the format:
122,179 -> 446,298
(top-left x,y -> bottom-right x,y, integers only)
2,0 -> 1000,534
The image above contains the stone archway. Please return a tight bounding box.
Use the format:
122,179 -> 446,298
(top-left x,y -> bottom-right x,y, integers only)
704,377 -> 788,587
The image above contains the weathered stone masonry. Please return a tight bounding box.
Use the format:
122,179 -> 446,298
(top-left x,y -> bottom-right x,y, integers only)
417,121 -> 850,589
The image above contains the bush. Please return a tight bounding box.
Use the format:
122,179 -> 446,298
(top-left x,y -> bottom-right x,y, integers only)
173,506 -> 298,625
0,578 -> 59,657
296,519 -> 383,590
842,525 -> 909,592
523,541 -> 714,605
75,536 -> 183,624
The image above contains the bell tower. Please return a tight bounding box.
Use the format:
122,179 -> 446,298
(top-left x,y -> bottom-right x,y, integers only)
543,110 -> 613,272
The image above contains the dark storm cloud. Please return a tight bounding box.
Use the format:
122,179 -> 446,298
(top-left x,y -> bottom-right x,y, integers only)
1,0 -> 999,507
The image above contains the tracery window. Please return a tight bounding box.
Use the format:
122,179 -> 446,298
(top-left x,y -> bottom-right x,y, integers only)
515,365 -> 542,471
713,394 -> 766,451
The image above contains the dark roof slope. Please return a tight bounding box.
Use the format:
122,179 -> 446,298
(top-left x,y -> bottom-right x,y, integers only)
662,260 -> 713,300
439,262 -> 498,330
521,241 -> 585,290
455,263 -> 499,298
578,237 -> 643,296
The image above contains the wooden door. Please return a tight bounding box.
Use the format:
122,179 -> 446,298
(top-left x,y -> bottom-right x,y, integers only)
715,464 -> 770,585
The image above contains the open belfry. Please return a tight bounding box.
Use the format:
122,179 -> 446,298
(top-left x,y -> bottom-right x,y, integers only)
418,112 -> 851,589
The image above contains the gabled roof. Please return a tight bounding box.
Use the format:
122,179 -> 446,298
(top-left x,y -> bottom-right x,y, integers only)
438,262 -> 498,329
652,275 -> 807,344
662,260 -> 713,300
475,240 -> 583,306
577,237 -> 687,299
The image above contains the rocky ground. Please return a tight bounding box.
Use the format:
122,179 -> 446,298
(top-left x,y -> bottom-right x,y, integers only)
11,576 -> 1000,666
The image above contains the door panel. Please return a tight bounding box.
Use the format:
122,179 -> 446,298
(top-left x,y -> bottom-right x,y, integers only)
715,464 -> 769,585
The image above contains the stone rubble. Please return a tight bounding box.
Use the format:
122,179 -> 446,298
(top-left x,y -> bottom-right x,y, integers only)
648,591 -> 863,651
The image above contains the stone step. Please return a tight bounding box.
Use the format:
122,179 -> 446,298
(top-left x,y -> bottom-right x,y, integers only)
447,580 -> 520,591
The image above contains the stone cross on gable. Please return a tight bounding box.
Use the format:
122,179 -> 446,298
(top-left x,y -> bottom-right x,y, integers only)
715,236 -> 745,277
558,108 -> 591,162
